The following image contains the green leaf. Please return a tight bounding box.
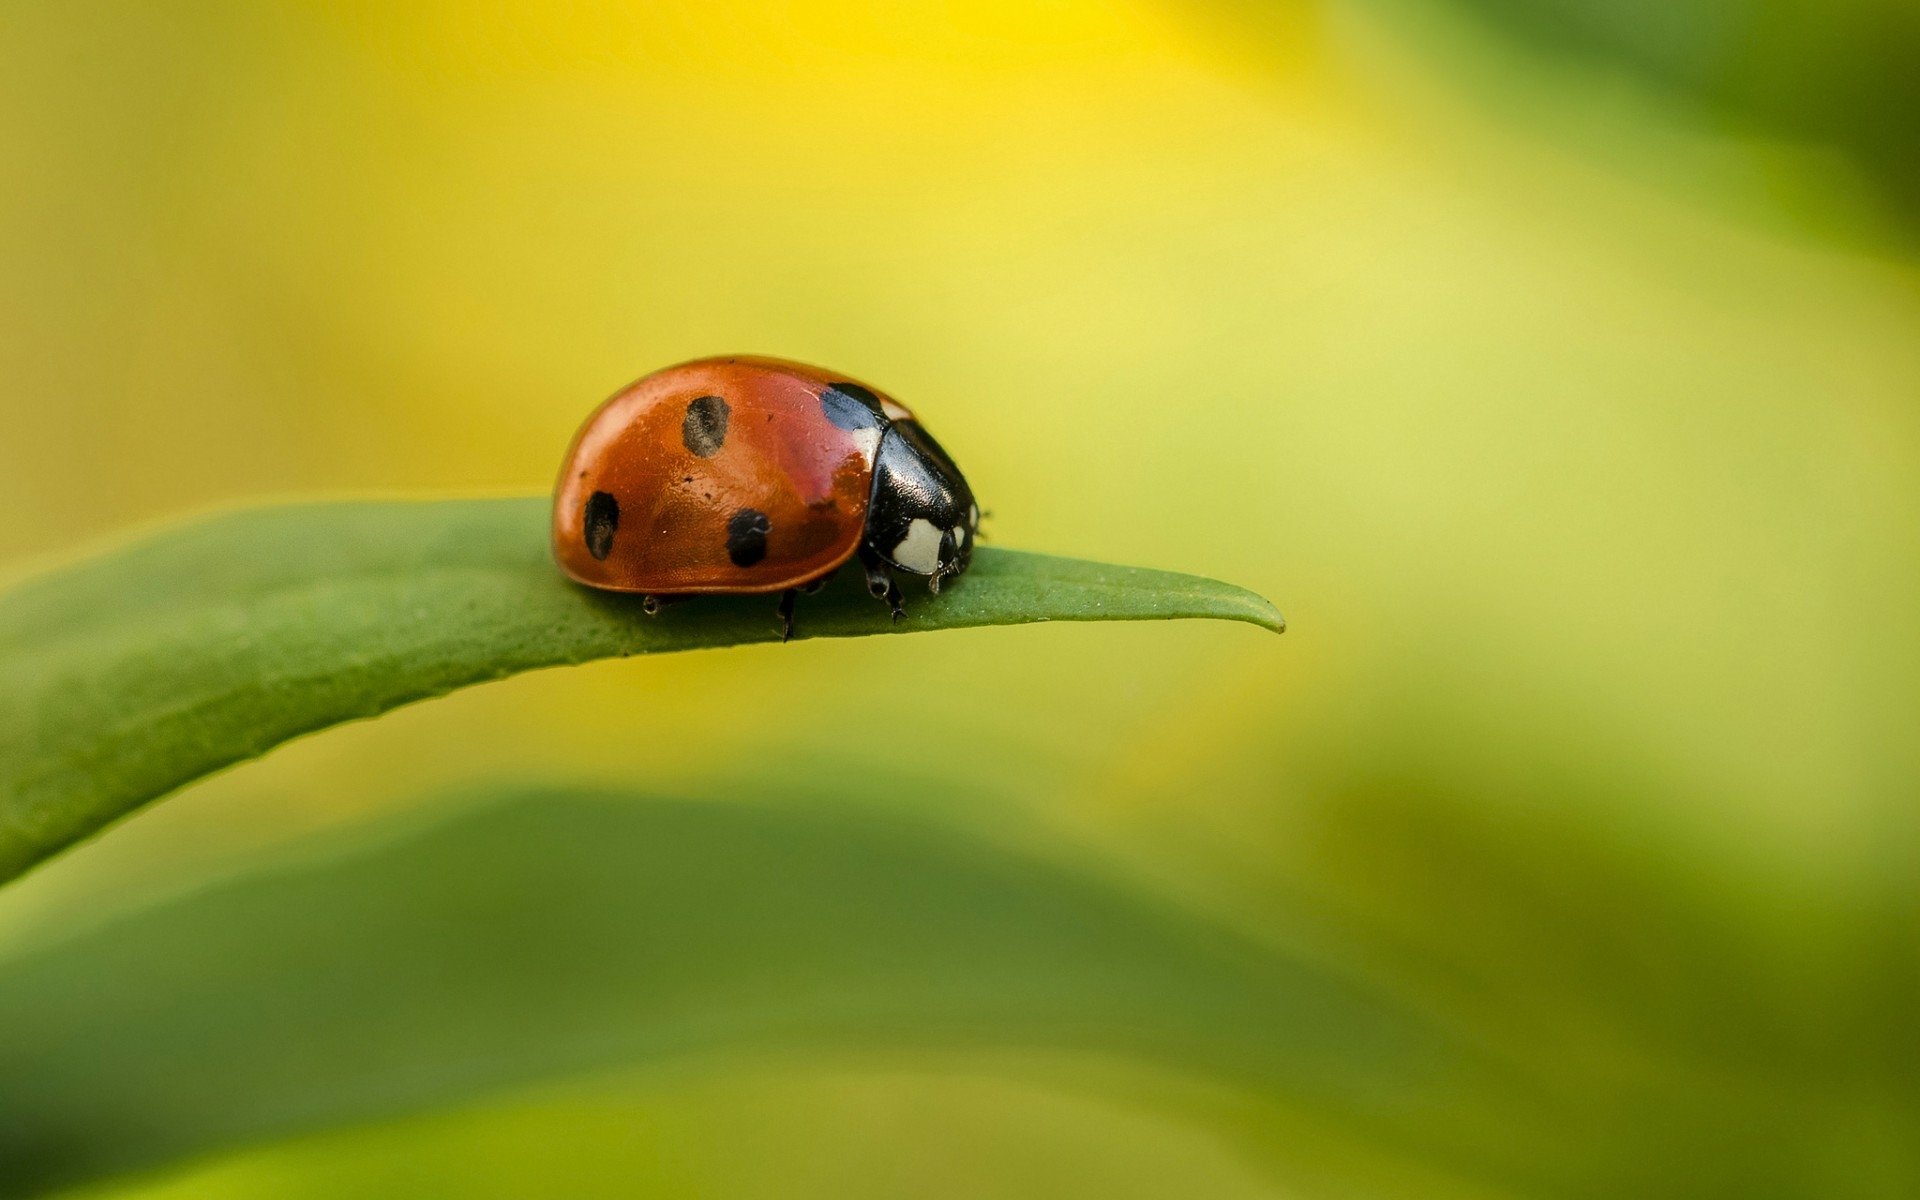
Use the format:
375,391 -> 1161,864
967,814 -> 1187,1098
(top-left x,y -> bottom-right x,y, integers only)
0,786 -> 1513,1199
0,497 -> 1283,885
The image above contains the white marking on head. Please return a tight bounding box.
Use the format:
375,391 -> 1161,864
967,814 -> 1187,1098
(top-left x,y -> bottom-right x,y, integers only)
892,518 -> 943,574
968,503 -> 980,527
848,425 -> 882,456
881,399 -> 913,422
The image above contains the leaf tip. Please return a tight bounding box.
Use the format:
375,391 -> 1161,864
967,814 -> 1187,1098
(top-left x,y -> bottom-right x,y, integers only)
1249,600 -> 1287,635
1208,580 -> 1286,634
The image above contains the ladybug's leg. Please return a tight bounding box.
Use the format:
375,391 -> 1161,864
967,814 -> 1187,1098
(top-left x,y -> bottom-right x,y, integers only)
773,571 -> 837,643
776,588 -> 799,643
859,545 -> 890,600
859,546 -> 907,622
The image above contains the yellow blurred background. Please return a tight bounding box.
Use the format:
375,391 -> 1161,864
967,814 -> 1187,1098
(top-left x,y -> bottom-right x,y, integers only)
3,1 -> 1918,1196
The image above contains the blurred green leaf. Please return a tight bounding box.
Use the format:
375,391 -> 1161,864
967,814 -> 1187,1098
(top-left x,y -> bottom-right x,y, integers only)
0,786 -> 1498,1198
1387,0 -> 1920,223
0,498 -> 1282,885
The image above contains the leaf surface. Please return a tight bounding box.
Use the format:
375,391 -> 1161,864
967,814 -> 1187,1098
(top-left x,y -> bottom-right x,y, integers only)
0,498 -> 1283,883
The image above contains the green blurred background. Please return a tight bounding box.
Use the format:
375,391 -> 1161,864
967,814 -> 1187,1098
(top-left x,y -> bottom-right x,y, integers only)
3,1 -> 1918,1196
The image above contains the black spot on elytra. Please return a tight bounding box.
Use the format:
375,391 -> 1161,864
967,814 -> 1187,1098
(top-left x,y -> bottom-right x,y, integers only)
726,507 -> 771,567
583,491 -> 619,560
820,382 -> 887,432
682,394 -> 730,457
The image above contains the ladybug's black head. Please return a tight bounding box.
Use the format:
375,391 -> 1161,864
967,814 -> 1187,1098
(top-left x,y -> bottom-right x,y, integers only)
864,420 -> 977,593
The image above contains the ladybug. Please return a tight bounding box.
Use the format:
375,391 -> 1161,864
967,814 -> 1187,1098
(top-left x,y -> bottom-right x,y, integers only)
553,356 -> 979,640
